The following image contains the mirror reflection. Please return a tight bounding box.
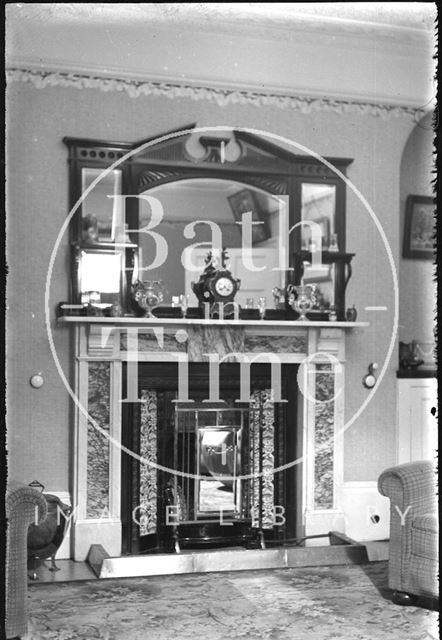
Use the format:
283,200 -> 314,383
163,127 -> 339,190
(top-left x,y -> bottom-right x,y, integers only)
176,407 -> 244,519
138,178 -> 287,307
302,262 -> 335,310
299,183 -> 337,311
78,249 -> 122,307
198,427 -> 239,514
81,168 -> 123,243
301,183 -> 336,250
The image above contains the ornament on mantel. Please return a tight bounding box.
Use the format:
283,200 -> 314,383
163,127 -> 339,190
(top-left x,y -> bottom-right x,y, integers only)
346,305 -> 358,322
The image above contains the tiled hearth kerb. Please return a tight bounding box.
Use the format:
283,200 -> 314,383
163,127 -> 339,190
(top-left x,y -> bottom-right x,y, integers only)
70,321 -> 351,560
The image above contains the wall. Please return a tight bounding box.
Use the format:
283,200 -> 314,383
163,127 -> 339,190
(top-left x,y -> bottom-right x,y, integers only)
399,111 -> 435,347
6,78 -> 419,494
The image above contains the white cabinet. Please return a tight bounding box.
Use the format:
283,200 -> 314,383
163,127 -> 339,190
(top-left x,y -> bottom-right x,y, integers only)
396,377 -> 437,463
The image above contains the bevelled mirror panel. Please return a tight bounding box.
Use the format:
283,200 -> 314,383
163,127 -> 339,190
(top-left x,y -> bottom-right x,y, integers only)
77,248 -> 124,308
137,178 -> 288,307
301,183 -> 336,251
81,168 -> 123,244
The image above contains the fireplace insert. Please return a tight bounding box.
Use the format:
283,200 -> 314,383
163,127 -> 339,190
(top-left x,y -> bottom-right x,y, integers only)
121,362 -> 300,554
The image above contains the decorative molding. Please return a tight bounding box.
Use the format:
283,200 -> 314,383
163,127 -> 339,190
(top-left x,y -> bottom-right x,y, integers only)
6,68 -> 425,120
88,325 -> 116,358
138,168 -> 187,191
139,171 -> 290,195
317,328 -> 343,356
298,164 -> 335,178
245,176 -> 288,195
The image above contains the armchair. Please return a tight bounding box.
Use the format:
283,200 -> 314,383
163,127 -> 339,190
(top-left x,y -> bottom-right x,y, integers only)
378,460 -> 438,605
5,483 -> 48,639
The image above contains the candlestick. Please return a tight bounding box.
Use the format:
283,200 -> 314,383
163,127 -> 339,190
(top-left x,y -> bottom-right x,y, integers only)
258,296 -> 266,320
138,247 -> 143,277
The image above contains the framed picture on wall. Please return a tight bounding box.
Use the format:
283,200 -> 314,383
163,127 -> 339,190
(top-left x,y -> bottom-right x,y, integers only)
228,189 -> 270,244
403,195 -> 435,259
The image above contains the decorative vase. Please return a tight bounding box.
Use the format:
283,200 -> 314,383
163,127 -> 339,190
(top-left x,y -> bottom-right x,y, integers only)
328,305 -> 338,321
272,287 -> 285,310
287,284 -> 314,321
346,305 -> 358,322
132,280 -> 164,318
109,301 -> 123,317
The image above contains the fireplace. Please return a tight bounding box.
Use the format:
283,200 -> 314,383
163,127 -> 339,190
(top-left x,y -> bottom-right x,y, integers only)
121,363 -> 300,554
62,317 -> 364,561
59,131 -> 366,565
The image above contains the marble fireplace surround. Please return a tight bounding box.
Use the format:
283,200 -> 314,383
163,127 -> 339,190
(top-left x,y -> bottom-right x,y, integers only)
60,317 -> 367,561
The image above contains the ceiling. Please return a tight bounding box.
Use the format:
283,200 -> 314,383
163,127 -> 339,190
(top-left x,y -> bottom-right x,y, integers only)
6,3 -> 436,31
6,3 -> 437,107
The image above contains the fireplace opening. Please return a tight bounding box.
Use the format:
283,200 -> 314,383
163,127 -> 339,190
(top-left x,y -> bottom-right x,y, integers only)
121,362 -> 301,554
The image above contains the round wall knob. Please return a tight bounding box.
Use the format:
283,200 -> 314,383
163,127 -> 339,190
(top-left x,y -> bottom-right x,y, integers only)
30,373 -> 44,389
362,363 -> 378,389
363,373 -> 376,389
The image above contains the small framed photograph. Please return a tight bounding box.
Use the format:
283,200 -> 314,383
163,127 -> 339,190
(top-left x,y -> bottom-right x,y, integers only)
403,195 -> 435,259
228,189 -> 270,244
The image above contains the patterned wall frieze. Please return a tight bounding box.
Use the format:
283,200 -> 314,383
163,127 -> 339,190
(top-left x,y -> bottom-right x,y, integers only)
6,68 -> 424,120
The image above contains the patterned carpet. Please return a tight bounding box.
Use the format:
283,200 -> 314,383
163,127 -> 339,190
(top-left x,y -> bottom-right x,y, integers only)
24,562 -> 438,640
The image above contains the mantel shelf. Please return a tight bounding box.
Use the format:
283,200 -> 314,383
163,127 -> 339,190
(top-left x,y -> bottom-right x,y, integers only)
58,316 -> 369,329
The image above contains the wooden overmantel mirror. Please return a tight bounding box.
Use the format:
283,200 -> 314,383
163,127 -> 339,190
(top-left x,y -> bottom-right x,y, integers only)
63,125 -> 353,319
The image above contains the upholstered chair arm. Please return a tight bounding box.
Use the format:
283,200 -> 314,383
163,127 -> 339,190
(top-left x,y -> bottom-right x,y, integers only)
378,460 -> 437,516
377,461 -> 437,594
6,483 -> 48,639
6,484 -> 48,522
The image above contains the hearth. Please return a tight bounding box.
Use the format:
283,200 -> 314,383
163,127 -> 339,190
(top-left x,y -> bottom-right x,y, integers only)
121,362 -> 300,554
